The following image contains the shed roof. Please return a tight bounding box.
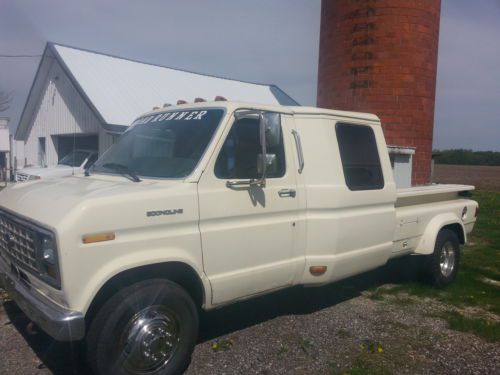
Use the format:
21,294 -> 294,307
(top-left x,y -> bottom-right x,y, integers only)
16,42 -> 297,140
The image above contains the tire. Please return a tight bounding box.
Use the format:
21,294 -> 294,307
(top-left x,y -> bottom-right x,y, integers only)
424,229 -> 460,288
87,279 -> 199,375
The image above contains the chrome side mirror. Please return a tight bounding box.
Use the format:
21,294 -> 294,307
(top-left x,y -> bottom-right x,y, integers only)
226,110 -> 280,188
262,112 -> 281,148
257,153 -> 277,176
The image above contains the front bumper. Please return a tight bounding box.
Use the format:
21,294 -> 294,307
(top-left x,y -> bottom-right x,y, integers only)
0,255 -> 85,341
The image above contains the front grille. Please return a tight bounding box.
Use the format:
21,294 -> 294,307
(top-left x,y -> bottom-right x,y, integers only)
15,173 -> 29,182
0,213 -> 38,273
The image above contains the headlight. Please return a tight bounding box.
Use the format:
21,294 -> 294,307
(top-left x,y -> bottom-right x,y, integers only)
36,231 -> 60,288
42,238 -> 56,265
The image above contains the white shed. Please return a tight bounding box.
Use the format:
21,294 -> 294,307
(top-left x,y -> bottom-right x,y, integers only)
14,42 -> 297,169
0,117 -> 10,181
388,145 -> 415,188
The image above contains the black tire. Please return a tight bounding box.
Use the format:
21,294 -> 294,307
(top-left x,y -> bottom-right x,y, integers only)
87,279 -> 198,375
424,229 -> 460,288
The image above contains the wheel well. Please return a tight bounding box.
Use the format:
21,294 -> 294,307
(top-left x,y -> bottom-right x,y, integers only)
441,223 -> 465,244
85,262 -> 205,324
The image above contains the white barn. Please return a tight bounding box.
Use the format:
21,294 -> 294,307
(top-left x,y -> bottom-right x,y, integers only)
0,117 -> 10,181
14,42 -> 298,169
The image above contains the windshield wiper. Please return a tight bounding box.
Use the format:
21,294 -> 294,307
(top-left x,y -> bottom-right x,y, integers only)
102,163 -> 141,182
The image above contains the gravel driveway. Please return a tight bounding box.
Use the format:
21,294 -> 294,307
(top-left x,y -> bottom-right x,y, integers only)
1,265 -> 499,375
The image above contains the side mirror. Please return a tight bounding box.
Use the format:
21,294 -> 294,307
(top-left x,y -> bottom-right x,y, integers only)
257,153 -> 277,176
226,110 -> 280,188
262,113 -> 281,148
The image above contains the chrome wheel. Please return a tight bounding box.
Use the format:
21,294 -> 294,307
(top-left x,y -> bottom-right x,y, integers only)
439,241 -> 456,278
119,306 -> 180,374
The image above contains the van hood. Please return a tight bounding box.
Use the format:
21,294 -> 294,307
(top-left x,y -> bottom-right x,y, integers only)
17,165 -> 76,179
0,175 -> 179,228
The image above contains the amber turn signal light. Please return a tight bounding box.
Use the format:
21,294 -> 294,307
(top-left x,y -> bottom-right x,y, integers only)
309,266 -> 327,276
82,232 -> 115,244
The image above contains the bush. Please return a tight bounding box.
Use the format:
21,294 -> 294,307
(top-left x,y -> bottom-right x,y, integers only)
433,149 -> 500,166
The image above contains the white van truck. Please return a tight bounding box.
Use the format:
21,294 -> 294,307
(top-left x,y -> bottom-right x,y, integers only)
15,149 -> 98,182
0,102 -> 478,375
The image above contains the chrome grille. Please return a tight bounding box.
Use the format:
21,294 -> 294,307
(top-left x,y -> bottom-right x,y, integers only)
0,213 -> 38,272
15,173 -> 29,182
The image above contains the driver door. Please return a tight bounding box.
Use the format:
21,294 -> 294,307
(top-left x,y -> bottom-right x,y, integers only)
198,112 -> 300,305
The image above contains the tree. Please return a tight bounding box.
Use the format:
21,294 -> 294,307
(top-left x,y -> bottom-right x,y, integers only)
0,89 -> 12,112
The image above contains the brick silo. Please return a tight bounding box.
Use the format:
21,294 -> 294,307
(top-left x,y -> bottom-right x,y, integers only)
317,0 -> 441,185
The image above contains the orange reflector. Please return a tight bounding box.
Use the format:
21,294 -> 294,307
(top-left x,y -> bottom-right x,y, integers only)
309,266 -> 327,276
82,232 -> 115,244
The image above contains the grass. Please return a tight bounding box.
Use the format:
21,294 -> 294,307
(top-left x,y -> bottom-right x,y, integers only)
434,310 -> 500,343
297,336 -> 317,358
369,191 -> 500,341
372,191 -> 500,315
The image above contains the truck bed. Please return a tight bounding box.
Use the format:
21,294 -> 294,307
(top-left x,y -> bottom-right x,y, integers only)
392,184 -> 476,255
396,184 -> 474,207
397,184 -> 474,199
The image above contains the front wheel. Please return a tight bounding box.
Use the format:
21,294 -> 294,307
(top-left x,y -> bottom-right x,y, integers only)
424,229 -> 460,288
86,279 -> 198,375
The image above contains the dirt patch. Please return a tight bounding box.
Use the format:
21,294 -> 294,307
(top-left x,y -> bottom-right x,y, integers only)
433,164 -> 500,191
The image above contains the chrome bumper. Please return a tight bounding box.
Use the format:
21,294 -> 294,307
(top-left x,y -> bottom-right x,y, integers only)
0,256 -> 85,341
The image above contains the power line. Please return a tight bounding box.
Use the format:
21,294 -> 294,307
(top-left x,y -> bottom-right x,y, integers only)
0,54 -> 42,58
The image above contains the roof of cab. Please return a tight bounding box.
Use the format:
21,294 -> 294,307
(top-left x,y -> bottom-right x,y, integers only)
140,101 -> 381,123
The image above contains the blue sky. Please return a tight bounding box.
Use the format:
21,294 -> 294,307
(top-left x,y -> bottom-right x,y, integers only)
0,0 -> 498,151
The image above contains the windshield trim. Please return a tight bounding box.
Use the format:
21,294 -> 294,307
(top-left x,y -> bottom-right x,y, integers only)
90,107 -> 227,181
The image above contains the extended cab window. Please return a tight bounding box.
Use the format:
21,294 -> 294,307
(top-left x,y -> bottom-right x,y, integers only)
215,117 -> 285,179
336,123 -> 384,190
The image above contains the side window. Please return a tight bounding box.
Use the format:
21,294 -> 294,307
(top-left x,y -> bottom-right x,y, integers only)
336,123 -> 384,190
215,117 -> 286,179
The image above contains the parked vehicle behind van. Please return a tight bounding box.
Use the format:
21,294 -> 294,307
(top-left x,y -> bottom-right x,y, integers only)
15,149 -> 98,181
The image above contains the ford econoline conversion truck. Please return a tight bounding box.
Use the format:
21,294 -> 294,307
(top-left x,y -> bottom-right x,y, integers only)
0,101 -> 478,375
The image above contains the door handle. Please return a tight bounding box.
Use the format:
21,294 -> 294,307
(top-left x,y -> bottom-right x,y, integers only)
278,188 -> 296,198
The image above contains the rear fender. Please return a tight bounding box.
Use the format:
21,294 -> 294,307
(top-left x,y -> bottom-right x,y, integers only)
414,213 -> 465,255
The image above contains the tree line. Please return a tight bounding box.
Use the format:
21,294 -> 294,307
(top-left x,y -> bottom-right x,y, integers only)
433,149 -> 500,166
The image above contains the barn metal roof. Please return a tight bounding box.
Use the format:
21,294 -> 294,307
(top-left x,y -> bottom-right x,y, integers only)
16,42 -> 297,139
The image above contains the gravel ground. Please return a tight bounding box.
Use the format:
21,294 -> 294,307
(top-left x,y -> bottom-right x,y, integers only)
1,267 -> 499,375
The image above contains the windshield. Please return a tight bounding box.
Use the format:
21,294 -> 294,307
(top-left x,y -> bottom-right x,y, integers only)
92,109 -> 224,179
59,150 -> 92,167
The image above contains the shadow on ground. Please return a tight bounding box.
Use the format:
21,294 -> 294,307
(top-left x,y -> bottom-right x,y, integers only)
3,256 -> 422,375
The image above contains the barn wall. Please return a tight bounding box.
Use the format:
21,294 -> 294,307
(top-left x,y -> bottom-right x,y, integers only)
13,141 -> 25,170
99,129 -> 117,156
22,60 -> 102,167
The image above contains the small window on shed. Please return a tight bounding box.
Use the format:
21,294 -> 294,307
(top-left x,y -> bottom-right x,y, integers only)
335,123 -> 384,190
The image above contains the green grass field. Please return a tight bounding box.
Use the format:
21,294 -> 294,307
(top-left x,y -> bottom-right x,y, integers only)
371,191 -> 500,342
